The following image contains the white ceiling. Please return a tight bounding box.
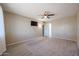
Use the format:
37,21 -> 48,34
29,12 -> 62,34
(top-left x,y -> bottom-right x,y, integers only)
1,3 -> 79,21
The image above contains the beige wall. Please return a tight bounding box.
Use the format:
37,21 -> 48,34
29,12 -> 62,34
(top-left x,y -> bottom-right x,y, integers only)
51,16 -> 77,41
4,11 -> 77,45
4,11 -> 43,45
77,9 -> 79,48
44,16 -> 77,41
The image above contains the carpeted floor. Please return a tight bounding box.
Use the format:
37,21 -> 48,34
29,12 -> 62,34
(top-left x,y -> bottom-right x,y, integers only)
3,37 -> 78,56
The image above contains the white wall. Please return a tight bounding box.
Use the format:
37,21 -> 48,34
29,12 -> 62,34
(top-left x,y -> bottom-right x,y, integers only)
0,6 -> 6,55
44,16 -> 77,41
4,11 -> 43,45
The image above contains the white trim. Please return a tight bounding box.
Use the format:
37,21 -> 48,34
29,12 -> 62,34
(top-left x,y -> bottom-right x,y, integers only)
7,36 -> 76,46
7,40 -> 28,46
52,36 -> 76,41
7,36 -> 42,46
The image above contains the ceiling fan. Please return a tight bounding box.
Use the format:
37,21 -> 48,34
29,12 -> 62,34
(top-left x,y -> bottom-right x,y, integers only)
40,11 -> 55,19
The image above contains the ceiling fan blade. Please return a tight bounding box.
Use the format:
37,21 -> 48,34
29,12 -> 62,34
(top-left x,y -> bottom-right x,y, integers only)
48,14 -> 55,16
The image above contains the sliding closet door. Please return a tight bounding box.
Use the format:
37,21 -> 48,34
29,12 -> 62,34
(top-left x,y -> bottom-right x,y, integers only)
0,6 -> 6,55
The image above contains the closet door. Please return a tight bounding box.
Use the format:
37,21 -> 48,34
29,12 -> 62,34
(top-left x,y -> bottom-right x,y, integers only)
0,6 -> 6,55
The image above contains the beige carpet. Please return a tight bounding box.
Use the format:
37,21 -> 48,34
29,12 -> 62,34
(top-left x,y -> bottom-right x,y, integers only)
3,37 -> 78,56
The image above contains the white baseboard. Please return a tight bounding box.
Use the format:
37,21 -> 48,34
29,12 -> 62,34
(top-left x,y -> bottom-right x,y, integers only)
7,36 -> 76,46
7,36 -> 42,46
52,36 -> 76,41
7,40 -> 28,46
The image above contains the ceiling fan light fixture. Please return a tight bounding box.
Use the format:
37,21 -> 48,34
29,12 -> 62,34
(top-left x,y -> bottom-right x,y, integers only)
44,16 -> 48,19
38,18 -> 48,22
38,11 -> 55,22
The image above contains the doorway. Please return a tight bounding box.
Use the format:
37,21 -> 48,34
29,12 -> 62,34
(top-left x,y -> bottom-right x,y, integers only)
44,23 -> 52,38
